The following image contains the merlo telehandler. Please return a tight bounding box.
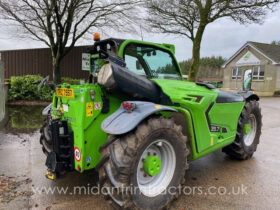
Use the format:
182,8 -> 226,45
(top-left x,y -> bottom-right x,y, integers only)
40,34 -> 262,209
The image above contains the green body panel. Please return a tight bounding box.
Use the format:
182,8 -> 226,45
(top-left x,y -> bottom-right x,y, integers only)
50,39 -> 246,172
208,102 -> 245,150
118,40 -> 175,57
52,84 -> 123,172
152,79 -> 245,160
209,103 -> 244,133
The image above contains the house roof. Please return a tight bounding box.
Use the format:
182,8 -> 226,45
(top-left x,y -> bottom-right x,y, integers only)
222,41 -> 280,68
249,42 -> 280,63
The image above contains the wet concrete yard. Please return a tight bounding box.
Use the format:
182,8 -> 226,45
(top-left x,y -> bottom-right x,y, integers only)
0,98 -> 280,210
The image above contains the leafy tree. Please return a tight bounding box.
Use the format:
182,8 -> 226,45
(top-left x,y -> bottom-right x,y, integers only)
157,64 -> 177,74
145,0 -> 279,81
180,56 -> 226,75
271,40 -> 280,45
0,0 -> 140,84
180,60 -> 192,75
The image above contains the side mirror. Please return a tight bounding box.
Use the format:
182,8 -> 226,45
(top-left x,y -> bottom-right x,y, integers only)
136,60 -> 142,70
243,69 -> 252,91
38,75 -> 50,91
42,75 -> 49,86
32,79 -> 41,85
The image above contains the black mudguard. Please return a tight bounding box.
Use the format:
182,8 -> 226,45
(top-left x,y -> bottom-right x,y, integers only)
42,103 -> 52,115
241,91 -> 260,101
216,90 -> 259,103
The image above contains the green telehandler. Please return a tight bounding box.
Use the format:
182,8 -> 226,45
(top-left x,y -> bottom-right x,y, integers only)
39,35 -> 262,209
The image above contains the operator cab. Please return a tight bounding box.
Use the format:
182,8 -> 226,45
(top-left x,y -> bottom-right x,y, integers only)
88,36 -> 182,82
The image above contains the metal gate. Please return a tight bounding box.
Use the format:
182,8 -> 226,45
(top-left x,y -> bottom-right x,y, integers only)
0,60 -> 5,122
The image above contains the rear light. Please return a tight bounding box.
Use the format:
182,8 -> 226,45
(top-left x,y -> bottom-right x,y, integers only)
122,102 -> 127,108
122,102 -> 136,113
90,90 -> 95,100
77,165 -> 81,172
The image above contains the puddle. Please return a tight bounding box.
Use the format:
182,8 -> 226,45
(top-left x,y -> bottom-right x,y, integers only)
0,105 -> 45,134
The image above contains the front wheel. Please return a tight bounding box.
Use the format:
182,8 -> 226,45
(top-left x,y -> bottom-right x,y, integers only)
223,100 -> 262,160
99,116 -> 189,209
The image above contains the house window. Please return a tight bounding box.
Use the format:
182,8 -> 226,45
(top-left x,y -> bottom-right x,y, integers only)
232,67 -> 242,80
253,66 -> 265,80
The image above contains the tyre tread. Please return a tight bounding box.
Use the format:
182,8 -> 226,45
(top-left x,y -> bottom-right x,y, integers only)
98,116 -> 189,209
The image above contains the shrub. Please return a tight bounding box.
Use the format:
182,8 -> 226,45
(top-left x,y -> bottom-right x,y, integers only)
8,75 -> 84,101
61,77 -> 83,85
8,75 -> 53,101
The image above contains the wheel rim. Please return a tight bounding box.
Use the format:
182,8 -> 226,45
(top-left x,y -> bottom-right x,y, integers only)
136,139 -> 176,197
244,114 -> 257,146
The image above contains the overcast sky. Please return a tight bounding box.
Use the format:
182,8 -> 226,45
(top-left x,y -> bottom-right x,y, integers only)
0,10 -> 279,62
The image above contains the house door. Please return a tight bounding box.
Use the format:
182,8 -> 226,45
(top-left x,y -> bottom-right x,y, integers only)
243,69 -> 252,91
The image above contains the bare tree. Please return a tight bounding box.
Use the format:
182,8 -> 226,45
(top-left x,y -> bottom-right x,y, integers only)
145,0 -> 279,81
0,0 -> 140,84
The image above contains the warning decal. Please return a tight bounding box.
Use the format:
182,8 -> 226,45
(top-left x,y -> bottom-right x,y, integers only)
94,102 -> 101,110
86,102 -> 93,117
74,147 -> 81,162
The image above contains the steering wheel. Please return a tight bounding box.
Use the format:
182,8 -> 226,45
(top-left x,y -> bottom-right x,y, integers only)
37,75 -> 50,91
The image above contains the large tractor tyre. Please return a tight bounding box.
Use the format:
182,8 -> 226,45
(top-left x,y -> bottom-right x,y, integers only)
223,100 -> 262,160
39,115 -> 53,156
99,116 -> 189,210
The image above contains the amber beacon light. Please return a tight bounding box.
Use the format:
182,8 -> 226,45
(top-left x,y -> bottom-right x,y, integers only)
93,33 -> 101,41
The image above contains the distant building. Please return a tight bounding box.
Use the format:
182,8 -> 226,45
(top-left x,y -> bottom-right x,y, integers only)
222,42 -> 280,96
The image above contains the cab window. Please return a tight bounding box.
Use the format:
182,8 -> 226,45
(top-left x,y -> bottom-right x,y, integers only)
124,44 -> 182,80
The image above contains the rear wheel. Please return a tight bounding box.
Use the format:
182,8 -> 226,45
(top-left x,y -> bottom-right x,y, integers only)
223,100 -> 262,160
39,115 -> 53,156
98,116 -> 189,209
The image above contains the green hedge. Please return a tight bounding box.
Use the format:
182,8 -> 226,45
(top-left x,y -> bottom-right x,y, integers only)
61,77 -> 82,85
8,75 -> 53,101
8,75 -> 83,101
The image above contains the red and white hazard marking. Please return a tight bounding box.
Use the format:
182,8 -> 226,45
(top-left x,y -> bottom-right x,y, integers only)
94,102 -> 101,110
74,147 -> 81,162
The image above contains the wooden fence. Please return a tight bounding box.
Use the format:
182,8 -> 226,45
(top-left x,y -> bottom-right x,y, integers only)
0,45 -> 91,81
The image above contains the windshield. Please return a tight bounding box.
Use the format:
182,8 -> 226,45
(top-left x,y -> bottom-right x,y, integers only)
124,44 -> 182,80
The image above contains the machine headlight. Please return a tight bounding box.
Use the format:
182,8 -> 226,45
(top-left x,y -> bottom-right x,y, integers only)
97,63 -> 116,88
